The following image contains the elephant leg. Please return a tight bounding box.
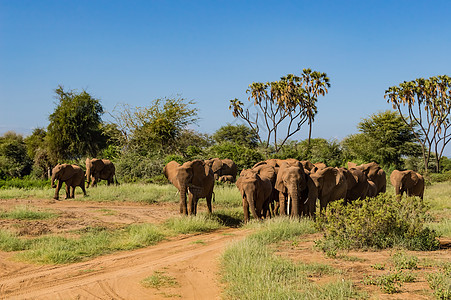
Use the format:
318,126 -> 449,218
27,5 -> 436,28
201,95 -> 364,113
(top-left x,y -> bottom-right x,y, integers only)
188,193 -> 195,215
71,186 -> 75,198
65,184 -> 70,199
54,181 -> 63,200
80,184 -> 87,196
206,194 -> 213,213
242,196 -> 250,223
279,192 -> 287,216
179,192 -> 187,215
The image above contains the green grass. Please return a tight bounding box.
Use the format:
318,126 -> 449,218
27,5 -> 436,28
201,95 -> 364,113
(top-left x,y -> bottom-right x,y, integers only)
141,271 -> 178,289
244,217 -> 317,244
221,218 -> 361,299
427,262 -> 451,299
0,205 -> 57,220
0,216 -> 223,264
15,224 -> 166,264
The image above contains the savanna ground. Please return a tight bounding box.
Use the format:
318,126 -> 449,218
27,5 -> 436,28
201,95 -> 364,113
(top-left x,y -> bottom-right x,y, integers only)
0,181 -> 449,299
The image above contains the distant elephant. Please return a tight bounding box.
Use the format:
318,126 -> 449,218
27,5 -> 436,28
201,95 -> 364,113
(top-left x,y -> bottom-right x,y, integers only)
300,160 -> 315,172
341,167 -> 369,202
367,180 -> 378,198
390,170 -> 424,199
85,158 -> 118,187
348,162 -> 386,196
204,158 -> 238,181
51,164 -> 86,200
164,160 -> 215,215
236,170 -> 273,223
310,167 -> 347,210
274,160 -> 317,218
218,175 -> 235,183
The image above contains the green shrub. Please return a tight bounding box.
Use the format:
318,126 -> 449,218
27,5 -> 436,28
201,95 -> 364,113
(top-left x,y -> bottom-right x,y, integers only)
0,177 -> 50,189
427,263 -> 451,299
363,270 -> 416,294
315,194 -> 440,251
392,252 -> 418,270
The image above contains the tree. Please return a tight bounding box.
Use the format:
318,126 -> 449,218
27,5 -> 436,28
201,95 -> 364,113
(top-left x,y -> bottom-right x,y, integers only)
47,86 -> 106,160
229,69 -> 330,155
342,111 -> 420,169
212,124 -> 259,148
0,132 -> 32,178
110,96 -> 199,155
24,128 -> 54,178
385,75 -> 451,172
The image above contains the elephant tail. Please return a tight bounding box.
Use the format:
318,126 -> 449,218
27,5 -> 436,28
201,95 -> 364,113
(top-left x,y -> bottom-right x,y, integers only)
114,175 -> 120,186
212,191 -> 216,202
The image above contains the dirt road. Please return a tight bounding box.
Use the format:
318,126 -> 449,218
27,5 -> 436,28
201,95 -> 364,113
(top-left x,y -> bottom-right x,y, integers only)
0,199 -> 247,300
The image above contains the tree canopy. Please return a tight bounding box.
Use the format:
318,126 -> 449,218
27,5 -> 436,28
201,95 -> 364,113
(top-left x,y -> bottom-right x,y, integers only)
385,75 -> 451,172
342,111 -> 420,169
229,68 -> 330,154
47,86 -> 106,160
212,124 -> 259,148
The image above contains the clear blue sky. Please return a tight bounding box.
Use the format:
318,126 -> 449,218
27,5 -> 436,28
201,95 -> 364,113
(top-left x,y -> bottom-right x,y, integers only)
1,1 -> 451,155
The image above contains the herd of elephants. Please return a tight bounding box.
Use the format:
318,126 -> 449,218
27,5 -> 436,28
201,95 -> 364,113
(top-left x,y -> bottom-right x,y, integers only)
50,157 -> 425,222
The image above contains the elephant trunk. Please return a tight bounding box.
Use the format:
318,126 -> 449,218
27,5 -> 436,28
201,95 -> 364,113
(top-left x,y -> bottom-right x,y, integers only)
86,168 -> 91,186
247,192 -> 260,220
290,190 -> 300,217
179,183 -> 188,215
51,173 -> 57,188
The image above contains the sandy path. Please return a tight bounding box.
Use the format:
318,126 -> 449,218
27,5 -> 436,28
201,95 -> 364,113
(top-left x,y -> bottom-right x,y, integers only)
0,228 -> 248,300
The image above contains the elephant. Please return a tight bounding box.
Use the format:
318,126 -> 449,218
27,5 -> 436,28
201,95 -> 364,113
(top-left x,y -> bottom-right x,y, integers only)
348,162 -> 386,196
300,160 -> 315,172
51,164 -> 87,200
390,170 -> 425,199
236,170 -> 273,223
85,158 -> 118,187
164,160 -> 215,215
341,167 -> 369,202
367,180 -> 378,198
310,167 -> 347,210
274,160 -> 318,218
218,175 -> 235,183
204,158 -> 237,181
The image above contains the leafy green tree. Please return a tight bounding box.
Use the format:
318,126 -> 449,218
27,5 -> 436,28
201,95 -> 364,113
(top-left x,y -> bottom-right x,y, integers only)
47,86 -> 106,160
385,75 -> 451,172
0,132 -> 32,178
206,142 -> 264,171
212,124 -> 259,148
342,111 -> 420,169
229,68 -> 330,153
110,97 -> 198,155
24,128 -> 54,178
275,138 -> 343,167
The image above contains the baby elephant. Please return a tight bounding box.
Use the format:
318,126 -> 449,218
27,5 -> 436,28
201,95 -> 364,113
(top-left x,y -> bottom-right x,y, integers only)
51,164 -> 87,200
218,175 -> 235,183
390,169 -> 424,199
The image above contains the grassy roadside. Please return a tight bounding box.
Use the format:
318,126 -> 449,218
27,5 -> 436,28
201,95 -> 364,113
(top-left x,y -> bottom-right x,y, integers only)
220,218 -> 362,299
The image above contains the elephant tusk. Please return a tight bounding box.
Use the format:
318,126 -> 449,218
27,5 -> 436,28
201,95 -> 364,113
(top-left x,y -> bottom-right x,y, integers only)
287,195 -> 291,216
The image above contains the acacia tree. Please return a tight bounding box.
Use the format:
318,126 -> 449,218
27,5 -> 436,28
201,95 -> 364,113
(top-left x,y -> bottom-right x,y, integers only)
229,69 -> 330,154
385,75 -> 451,172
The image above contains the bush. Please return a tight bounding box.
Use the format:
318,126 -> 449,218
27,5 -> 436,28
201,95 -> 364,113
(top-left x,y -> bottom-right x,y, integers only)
315,194 -> 440,251
0,177 -> 50,189
115,152 -> 165,182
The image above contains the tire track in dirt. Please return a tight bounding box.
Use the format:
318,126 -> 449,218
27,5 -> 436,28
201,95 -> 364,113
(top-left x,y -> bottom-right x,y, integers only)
0,228 -> 249,300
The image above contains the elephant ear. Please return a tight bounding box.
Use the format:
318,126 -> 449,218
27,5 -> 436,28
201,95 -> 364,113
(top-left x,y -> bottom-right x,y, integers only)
407,170 -> 420,185
342,168 -> 356,189
59,164 -> 75,181
320,167 -> 338,195
347,162 -> 357,169
274,163 -> 288,193
390,170 -> 401,186
211,158 -> 223,173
